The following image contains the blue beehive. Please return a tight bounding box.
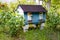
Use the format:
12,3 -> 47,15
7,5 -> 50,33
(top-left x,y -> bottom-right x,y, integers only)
16,5 -> 47,26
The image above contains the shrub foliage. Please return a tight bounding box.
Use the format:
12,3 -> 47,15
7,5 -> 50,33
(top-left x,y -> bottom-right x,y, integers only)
45,7 -> 60,30
0,4 -> 24,37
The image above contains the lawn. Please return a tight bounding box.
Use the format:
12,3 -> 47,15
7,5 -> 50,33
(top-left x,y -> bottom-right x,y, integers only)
25,28 -> 59,40
0,28 -> 60,40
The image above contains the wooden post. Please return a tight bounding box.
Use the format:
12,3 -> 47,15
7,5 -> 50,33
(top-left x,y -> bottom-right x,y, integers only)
40,23 -> 45,30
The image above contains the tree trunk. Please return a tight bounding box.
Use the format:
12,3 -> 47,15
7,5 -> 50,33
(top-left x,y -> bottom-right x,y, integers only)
46,0 -> 51,11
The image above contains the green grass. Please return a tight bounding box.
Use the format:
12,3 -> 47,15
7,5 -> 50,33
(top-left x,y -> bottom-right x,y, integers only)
25,28 -> 59,40
0,28 -> 60,40
0,33 -> 13,40
25,29 -> 47,40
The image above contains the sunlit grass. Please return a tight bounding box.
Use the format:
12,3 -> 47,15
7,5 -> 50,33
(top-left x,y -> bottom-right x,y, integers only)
0,28 -> 60,40
0,33 -> 13,40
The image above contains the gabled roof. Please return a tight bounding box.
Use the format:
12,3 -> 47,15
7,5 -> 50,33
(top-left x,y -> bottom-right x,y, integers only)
17,5 -> 47,12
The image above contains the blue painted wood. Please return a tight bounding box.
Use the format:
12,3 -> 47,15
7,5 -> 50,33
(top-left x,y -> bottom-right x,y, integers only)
24,12 -> 46,25
43,12 -> 46,21
24,12 -> 28,25
32,12 -> 39,24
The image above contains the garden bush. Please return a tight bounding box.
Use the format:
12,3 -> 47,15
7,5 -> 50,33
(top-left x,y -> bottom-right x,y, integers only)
45,7 -> 60,30
0,4 -> 24,37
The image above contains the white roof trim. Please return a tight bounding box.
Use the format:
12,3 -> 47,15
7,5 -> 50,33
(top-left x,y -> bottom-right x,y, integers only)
17,6 -> 24,16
